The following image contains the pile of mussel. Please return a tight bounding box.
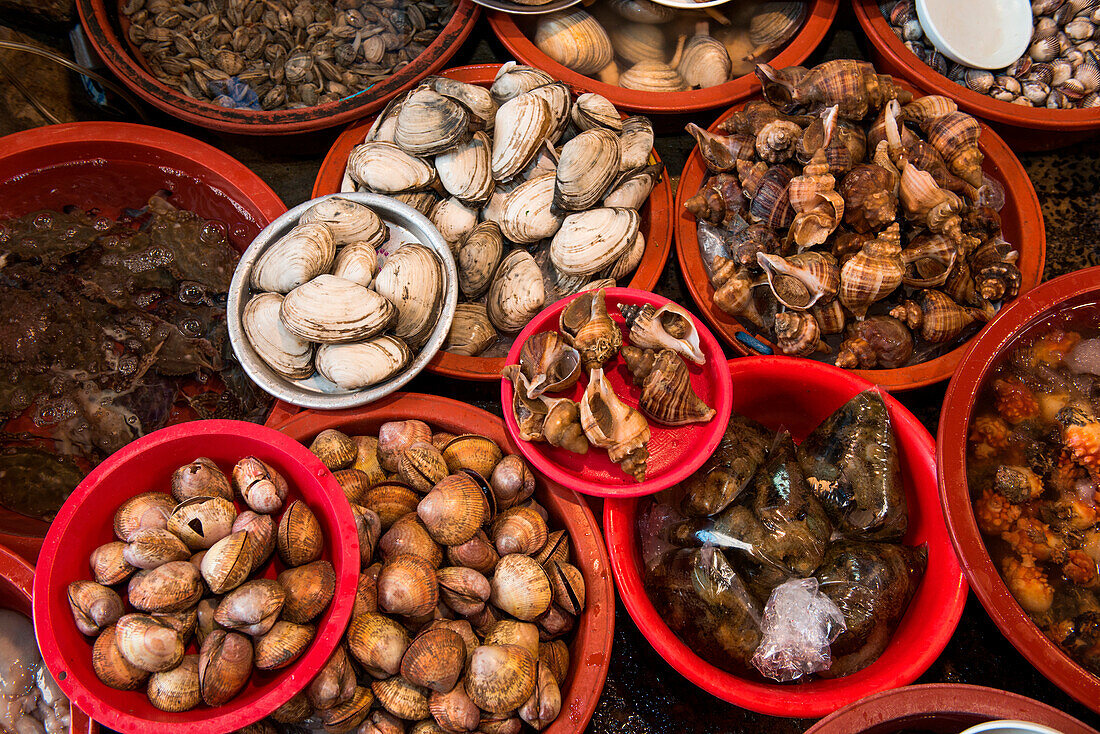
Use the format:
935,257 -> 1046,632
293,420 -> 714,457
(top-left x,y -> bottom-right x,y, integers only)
641,391 -> 926,680
269,422 -> 586,732
503,289 -> 716,483
688,59 -> 1024,368
73,456 -> 332,710
339,64 -> 662,359
242,196 -> 444,390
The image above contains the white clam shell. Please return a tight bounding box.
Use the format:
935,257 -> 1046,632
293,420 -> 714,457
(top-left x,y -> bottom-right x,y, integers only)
534,9 -> 614,77
347,142 -> 435,194
571,93 -> 623,133
299,197 -> 387,248
619,60 -> 687,93
444,303 -> 498,357
250,222 -> 335,294
550,207 -> 640,277
372,243 -> 444,350
364,93 -> 405,144
490,62 -> 554,105
555,128 -> 621,211
603,164 -> 660,210
457,221 -> 504,299
315,336 -> 411,390
428,76 -> 498,131
280,274 -> 396,343
499,173 -> 563,245
610,23 -> 666,66
618,116 -> 655,173
242,293 -> 314,380
331,242 -> 379,288
678,34 -> 732,89
435,131 -> 495,205
607,231 -> 645,281
491,93 -> 553,182
394,86 -> 469,157
488,250 -> 546,333
525,82 -> 572,144
431,196 -> 479,247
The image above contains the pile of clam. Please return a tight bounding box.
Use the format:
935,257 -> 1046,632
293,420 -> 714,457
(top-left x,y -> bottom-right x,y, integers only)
243,196 -> 444,390
884,0 -> 1100,109
72,456 -> 332,712
338,64 -> 661,359
528,1 -> 807,92
503,289 -> 715,483
687,59 -> 1024,368
258,423 -> 584,732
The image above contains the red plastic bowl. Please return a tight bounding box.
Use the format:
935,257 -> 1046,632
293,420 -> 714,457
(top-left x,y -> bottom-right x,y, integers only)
0,543 -> 98,733
312,64 -> 675,382
502,287 -> 733,497
0,122 -> 285,563
488,0 -> 840,114
853,0 -> 1100,151
604,357 -> 967,717
674,87 -> 1046,391
75,0 -> 479,135
805,683 -> 1099,734
269,392 -> 616,734
939,266 -> 1100,714
32,420 -> 359,734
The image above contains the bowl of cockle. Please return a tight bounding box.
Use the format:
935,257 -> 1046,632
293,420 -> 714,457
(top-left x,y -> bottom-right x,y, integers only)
940,266 -> 1100,715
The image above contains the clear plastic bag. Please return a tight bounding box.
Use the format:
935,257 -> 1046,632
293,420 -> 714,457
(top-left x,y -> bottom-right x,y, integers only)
751,577 -> 846,682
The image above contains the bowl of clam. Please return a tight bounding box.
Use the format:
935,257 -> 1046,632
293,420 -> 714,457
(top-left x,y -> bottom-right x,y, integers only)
227,193 -> 458,409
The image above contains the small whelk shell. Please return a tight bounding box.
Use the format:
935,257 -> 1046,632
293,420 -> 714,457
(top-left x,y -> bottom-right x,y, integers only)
619,302 -> 705,365
580,367 -> 650,482
621,347 -> 715,426
559,288 -> 623,371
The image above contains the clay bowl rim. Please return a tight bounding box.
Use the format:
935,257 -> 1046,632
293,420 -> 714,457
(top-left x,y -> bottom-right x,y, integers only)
938,265 -> 1100,714
75,0 -> 480,135
311,63 -> 675,382
604,356 -> 968,718
673,86 -> 1046,391
486,0 -> 841,114
267,390 -> 617,734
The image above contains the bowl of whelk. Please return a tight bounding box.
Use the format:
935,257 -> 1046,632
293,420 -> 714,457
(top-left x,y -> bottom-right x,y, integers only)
32,419 -> 360,734
76,0 -> 479,135
0,121 -> 286,564
603,357 -> 967,717
487,0 -> 840,115
674,84 -> 1046,392
312,63 -> 676,382
853,0 -> 1100,150
227,192 -> 459,410
269,390 -> 617,734
939,266 -> 1100,714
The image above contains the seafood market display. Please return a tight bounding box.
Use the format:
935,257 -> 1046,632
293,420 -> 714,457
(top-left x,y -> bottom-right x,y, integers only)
241,196 -> 445,391
520,1 -> 807,91
502,289 -> 716,483
0,609 -> 70,733
0,196 -> 270,524
245,422 -> 587,732
883,0 -> 1100,109
689,59 -> 1022,368
73,455 -> 332,710
641,391 -> 925,680
338,67 -> 662,359
121,0 -> 457,110
968,318 -> 1100,677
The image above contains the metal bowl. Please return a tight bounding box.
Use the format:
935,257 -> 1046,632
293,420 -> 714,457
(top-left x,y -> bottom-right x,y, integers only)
227,192 -> 458,410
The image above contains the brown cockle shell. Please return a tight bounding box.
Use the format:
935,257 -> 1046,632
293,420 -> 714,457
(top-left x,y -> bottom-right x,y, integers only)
68,581 -> 123,636
123,528 -> 190,570
540,640 -> 570,686
201,531 -> 253,595
168,496 -> 236,551
442,434 -> 504,478
116,613 -> 185,673
322,685 -> 375,732
418,473 -> 489,547
232,511 -> 277,573
378,554 -> 439,618
437,566 -> 492,616
380,514 -> 443,567
490,554 -> 553,621
397,441 -> 449,493
372,675 -> 430,721
93,625 -> 148,690
465,644 -> 537,714
446,531 -> 500,577
91,541 -> 135,586
214,579 -> 286,637
482,620 -> 540,658
401,628 -> 467,693
254,621 -> 315,671
310,429 -> 357,470
519,661 -> 563,731
147,654 -> 201,713
171,458 -> 232,502
348,613 -> 411,678
363,482 -> 421,530
308,646 -> 357,711
271,692 -> 311,725
353,568 -> 380,617
490,455 -> 536,511
429,680 -> 480,733
333,469 -> 373,505
835,315 -> 915,370
620,347 -> 716,426
278,560 -> 336,624
114,492 -> 175,543
352,435 -> 387,487
378,420 -> 433,472
492,507 -> 549,557
128,561 -> 203,613
277,500 -> 323,568
352,504 -> 383,567
198,630 -> 253,706
152,608 -> 197,645
232,457 -> 289,514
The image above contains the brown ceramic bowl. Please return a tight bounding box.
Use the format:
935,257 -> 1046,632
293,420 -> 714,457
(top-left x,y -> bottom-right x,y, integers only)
674,85 -> 1046,391
268,391 -> 616,734
939,266 -> 1100,714
312,64 -> 674,381
853,0 -> 1100,151
488,0 -> 839,115
76,0 -> 478,135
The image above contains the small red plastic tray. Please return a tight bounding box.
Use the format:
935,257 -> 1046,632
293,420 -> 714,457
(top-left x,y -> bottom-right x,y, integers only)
501,287 -> 733,497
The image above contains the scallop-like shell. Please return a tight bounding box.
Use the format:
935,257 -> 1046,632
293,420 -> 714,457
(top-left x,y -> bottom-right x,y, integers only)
91,541 -> 135,586
378,554 -> 439,618
255,621 -> 314,671
757,251 -> 841,311
380,514 -> 443,568
347,142 -> 436,194
611,23 -> 666,66
518,331 -> 581,397
417,472 -> 489,546
315,337 -> 412,391
488,250 -> 546,333
397,441 -> 448,493
347,613 -> 410,678
250,222 -> 335,295
621,346 -> 715,426
526,82 -> 572,144
580,367 -> 650,481
435,131 -> 495,206
373,244 -> 444,349
299,197 -> 386,248
492,93 -> 553,182
534,9 -> 613,76
444,303 -> 498,357
243,293 -> 314,380
490,62 -> 554,105
331,241 -> 379,289
171,458 -> 232,503
280,274 -> 397,344
603,163 -> 661,209
747,1 -> 807,61
550,208 -> 639,277
465,644 -> 538,714
571,93 -> 623,133
394,86 -> 470,157
457,222 -> 504,300
492,507 -> 549,557
442,434 -> 504,477
500,173 -> 564,244
428,76 -> 498,131
619,302 -> 705,365
679,33 -> 732,89
620,60 -> 688,92
123,528 -> 190,570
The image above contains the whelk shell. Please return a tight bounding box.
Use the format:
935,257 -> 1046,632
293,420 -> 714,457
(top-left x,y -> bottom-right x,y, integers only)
619,302 -> 705,365
518,331 -> 581,397
559,288 -> 623,371
757,251 -> 841,311
580,367 -> 650,482
621,347 -> 716,426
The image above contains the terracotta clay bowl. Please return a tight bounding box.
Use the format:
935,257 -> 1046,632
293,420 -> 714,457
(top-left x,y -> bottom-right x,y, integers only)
312,64 -> 675,382
604,357 -> 967,717
487,0 -> 840,115
674,86 -> 1046,391
269,391 -> 616,734
853,0 -> 1100,151
76,0 -> 478,135
939,266 -> 1100,714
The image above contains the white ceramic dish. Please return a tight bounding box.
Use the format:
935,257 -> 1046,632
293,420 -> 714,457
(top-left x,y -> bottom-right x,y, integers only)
961,721 -> 1067,734
915,0 -> 1032,70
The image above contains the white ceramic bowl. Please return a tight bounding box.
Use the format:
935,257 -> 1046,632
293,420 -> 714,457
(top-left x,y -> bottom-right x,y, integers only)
915,0 -> 1032,69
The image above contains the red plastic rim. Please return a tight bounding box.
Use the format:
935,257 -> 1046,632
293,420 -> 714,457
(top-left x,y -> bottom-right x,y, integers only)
604,357 -> 967,717
75,0 -> 479,135
268,392 -> 616,734
673,86 -> 1046,391
938,266 -> 1100,714
33,420 -> 359,734
312,64 -> 675,382
501,287 -> 733,497
487,0 -> 840,114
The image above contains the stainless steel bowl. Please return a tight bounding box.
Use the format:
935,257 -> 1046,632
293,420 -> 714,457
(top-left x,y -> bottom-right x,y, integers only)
227,192 -> 458,410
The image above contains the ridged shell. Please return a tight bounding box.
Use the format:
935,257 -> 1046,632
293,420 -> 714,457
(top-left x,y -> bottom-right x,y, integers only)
492,93 -> 553,181
534,10 -> 614,76
378,555 -> 439,618
280,274 -> 396,343
465,645 -> 537,714
442,434 -> 504,477
127,561 -> 203,613
363,482 -> 420,530
490,62 -> 554,105
610,23 -> 666,65
747,2 -> 807,61
116,613 -> 185,673
620,61 -> 687,92
559,288 -> 623,371
348,613 -> 410,677
487,250 -> 546,333
251,222 -> 335,294
372,244 -> 444,349
619,116 -> 654,173
621,346 -> 715,426
147,654 -> 200,712
91,541 -> 135,586
167,496 -> 236,550
200,531 -> 252,595
571,93 -> 623,133
299,198 -> 386,248
243,293 -> 314,379
198,630 -> 253,706
550,208 -> 640,277
679,34 -> 732,89
213,579 -> 286,636
365,93 -> 406,143
435,131 -> 495,205
428,76 -> 498,130
500,173 -> 564,244
347,142 -> 436,194
315,337 -> 412,391
278,560 -> 336,623
580,367 -> 650,481
400,628 -> 466,693
444,303 -> 498,357
277,500 -> 323,567
93,625 -> 148,690
372,675 -> 430,721
457,221 -> 504,298
331,242 -> 379,288
555,128 -> 621,211
838,224 -> 904,318
417,472 -> 489,546
394,87 -> 470,157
